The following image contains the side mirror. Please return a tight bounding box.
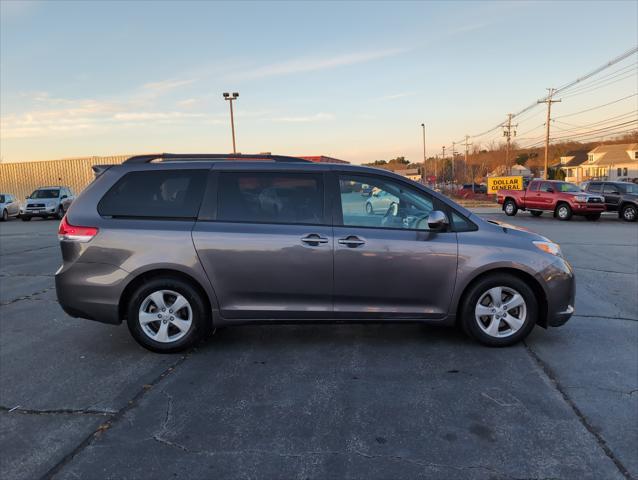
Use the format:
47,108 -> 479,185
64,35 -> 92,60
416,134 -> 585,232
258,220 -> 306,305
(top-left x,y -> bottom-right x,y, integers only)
426,210 -> 449,230
25,196 -> 29,200
61,195 -> 67,199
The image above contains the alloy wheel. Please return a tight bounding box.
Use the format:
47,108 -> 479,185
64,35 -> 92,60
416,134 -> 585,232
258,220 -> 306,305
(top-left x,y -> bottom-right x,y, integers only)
138,290 -> 193,343
623,205 -> 636,221
475,286 -> 527,338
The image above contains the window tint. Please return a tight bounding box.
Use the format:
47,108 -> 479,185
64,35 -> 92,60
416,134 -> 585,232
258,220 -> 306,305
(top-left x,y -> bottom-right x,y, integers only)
603,184 -> 620,194
529,181 -> 540,191
0,195 -> 5,203
339,175 -> 434,230
539,182 -> 553,192
217,172 -> 323,225
99,170 -> 207,218
588,183 -> 602,192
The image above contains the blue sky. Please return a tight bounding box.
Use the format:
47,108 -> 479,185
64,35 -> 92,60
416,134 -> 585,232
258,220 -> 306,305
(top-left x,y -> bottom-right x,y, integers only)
1,0 -> 637,163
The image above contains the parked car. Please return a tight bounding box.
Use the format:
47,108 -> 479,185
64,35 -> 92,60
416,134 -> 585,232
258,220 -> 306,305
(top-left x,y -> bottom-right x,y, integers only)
582,181 -> 638,222
365,188 -> 398,214
21,186 -> 75,221
0,193 -> 20,221
55,153 -> 574,352
460,183 -> 487,194
497,179 -> 605,221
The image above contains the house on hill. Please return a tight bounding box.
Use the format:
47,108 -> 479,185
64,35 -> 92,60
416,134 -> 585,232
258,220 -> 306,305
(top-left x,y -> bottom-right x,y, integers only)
582,143 -> 638,180
556,150 -> 589,183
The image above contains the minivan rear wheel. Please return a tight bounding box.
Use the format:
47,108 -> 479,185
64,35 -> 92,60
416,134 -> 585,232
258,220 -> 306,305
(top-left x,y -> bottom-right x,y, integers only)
127,277 -> 209,353
460,274 -> 537,347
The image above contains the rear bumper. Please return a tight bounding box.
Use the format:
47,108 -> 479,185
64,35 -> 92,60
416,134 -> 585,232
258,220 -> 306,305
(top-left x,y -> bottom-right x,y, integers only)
55,261 -> 129,325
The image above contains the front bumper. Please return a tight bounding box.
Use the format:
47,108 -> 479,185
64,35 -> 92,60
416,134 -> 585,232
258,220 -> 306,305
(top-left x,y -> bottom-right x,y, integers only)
542,257 -> 576,327
572,202 -> 605,213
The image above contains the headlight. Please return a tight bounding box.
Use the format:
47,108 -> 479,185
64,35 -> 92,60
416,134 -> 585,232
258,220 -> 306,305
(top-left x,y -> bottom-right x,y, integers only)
574,195 -> 589,202
533,241 -> 562,257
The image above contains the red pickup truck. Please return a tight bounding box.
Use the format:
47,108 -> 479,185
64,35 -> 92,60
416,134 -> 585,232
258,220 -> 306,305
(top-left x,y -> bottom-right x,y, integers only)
497,179 -> 606,221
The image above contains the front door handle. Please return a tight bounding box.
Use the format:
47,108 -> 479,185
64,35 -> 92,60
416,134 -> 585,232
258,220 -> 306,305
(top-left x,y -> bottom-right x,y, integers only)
338,235 -> 366,247
300,234 -> 329,245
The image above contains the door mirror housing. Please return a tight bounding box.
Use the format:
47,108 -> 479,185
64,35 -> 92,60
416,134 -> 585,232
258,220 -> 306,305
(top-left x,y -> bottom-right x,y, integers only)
426,210 -> 449,230
25,195 -> 30,200
61,195 -> 68,199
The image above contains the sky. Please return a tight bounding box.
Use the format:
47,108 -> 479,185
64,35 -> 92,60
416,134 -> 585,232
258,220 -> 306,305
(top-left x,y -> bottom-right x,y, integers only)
1,0 -> 637,164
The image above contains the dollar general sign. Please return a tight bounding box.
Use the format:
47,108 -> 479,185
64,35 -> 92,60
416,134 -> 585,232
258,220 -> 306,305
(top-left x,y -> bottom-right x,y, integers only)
487,176 -> 523,193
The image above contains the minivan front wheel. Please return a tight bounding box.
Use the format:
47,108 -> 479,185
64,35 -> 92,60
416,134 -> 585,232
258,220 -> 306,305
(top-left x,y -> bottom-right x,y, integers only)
461,274 -> 537,347
127,277 -> 208,353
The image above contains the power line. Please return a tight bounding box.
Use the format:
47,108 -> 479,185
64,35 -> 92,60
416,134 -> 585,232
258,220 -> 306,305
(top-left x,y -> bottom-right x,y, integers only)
560,70 -> 637,99
554,93 -> 638,119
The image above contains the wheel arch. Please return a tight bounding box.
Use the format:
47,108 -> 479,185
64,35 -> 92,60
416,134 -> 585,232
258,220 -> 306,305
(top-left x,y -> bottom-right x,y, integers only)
455,267 -> 549,328
118,268 -> 214,324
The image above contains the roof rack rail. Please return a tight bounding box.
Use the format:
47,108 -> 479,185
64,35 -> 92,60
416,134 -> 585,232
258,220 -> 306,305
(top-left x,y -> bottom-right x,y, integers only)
124,153 -> 311,164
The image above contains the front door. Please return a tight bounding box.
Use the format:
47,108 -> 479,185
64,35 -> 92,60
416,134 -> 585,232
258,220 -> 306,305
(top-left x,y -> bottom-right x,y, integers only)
332,172 -> 458,319
192,170 -> 333,319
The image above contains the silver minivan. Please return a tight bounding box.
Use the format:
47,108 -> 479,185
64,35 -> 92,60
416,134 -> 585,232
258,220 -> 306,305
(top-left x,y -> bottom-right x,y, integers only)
55,154 -> 575,353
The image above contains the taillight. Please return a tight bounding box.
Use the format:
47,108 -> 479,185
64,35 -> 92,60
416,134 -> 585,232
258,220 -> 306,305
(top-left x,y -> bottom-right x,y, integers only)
58,216 -> 98,242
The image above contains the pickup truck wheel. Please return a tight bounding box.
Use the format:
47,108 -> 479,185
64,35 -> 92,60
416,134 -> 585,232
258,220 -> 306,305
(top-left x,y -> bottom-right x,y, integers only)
585,213 -> 601,221
555,203 -> 572,221
21,216 -> 31,222
56,206 -> 65,220
503,199 -> 518,216
621,204 -> 637,222
530,210 -> 542,217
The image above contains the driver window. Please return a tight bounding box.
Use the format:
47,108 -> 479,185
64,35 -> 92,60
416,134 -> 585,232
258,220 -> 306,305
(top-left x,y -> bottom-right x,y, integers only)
339,175 -> 434,230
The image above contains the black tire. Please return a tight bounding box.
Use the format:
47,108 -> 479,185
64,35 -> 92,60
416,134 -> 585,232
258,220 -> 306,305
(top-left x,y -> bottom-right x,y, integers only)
530,210 -> 542,217
1,210 -> 7,222
365,202 -> 374,215
21,216 -> 31,222
621,204 -> 637,222
503,199 -> 518,216
585,213 -> 601,221
127,276 -> 210,353
555,203 -> 572,221
460,274 -> 538,347
56,206 -> 65,220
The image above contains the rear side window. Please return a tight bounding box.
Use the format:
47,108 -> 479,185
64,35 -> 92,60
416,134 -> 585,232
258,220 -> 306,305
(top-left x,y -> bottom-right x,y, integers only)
98,170 -> 207,218
217,172 -> 324,225
529,181 -> 540,191
587,183 -> 602,192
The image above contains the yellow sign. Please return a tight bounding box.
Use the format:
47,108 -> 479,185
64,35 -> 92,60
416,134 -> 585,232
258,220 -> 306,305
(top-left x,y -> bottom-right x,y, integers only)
487,176 -> 523,193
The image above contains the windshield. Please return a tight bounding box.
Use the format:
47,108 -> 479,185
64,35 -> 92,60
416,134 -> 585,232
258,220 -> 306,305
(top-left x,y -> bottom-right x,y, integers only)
30,189 -> 60,199
556,182 -> 581,193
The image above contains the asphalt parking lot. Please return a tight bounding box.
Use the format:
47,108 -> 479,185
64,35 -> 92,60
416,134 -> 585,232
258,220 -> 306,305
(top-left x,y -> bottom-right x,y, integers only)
1,212 -> 636,480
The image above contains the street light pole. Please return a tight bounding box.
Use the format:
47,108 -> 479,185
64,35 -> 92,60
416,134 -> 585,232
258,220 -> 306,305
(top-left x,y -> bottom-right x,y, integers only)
421,123 -> 426,183
223,92 -> 239,153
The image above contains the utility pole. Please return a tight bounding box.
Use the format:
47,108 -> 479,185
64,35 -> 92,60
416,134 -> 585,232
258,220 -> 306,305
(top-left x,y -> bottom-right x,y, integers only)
463,134 -> 473,189
441,146 -> 446,183
223,92 -> 239,153
503,113 -> 516,175
421,123 -> 426,183
451,141 -> 457,181
538,88 -> 561,180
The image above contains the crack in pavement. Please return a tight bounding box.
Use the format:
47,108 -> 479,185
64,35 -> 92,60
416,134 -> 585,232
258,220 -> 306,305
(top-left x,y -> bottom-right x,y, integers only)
564,386 -> 638,397
40,353 -> 191,480
0,245 -> 58,255
573,314 -> 638,323
0,287 -> 56,306
0,406 -> 116,416
0,273 -> 55,278
574,266 -> 638,275
149,439 -> 515,478
523,341 -> 632,480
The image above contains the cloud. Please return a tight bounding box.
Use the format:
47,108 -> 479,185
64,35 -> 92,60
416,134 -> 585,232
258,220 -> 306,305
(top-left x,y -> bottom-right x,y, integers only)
375,92 -> 416,101
271,113 -> 335,123
231,48 -> 407,80
142,78 -> 197,92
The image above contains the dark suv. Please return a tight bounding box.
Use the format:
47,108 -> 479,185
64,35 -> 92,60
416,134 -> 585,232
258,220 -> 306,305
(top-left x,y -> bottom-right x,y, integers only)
55,154 -> 575,352
582,181 -> 638,222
